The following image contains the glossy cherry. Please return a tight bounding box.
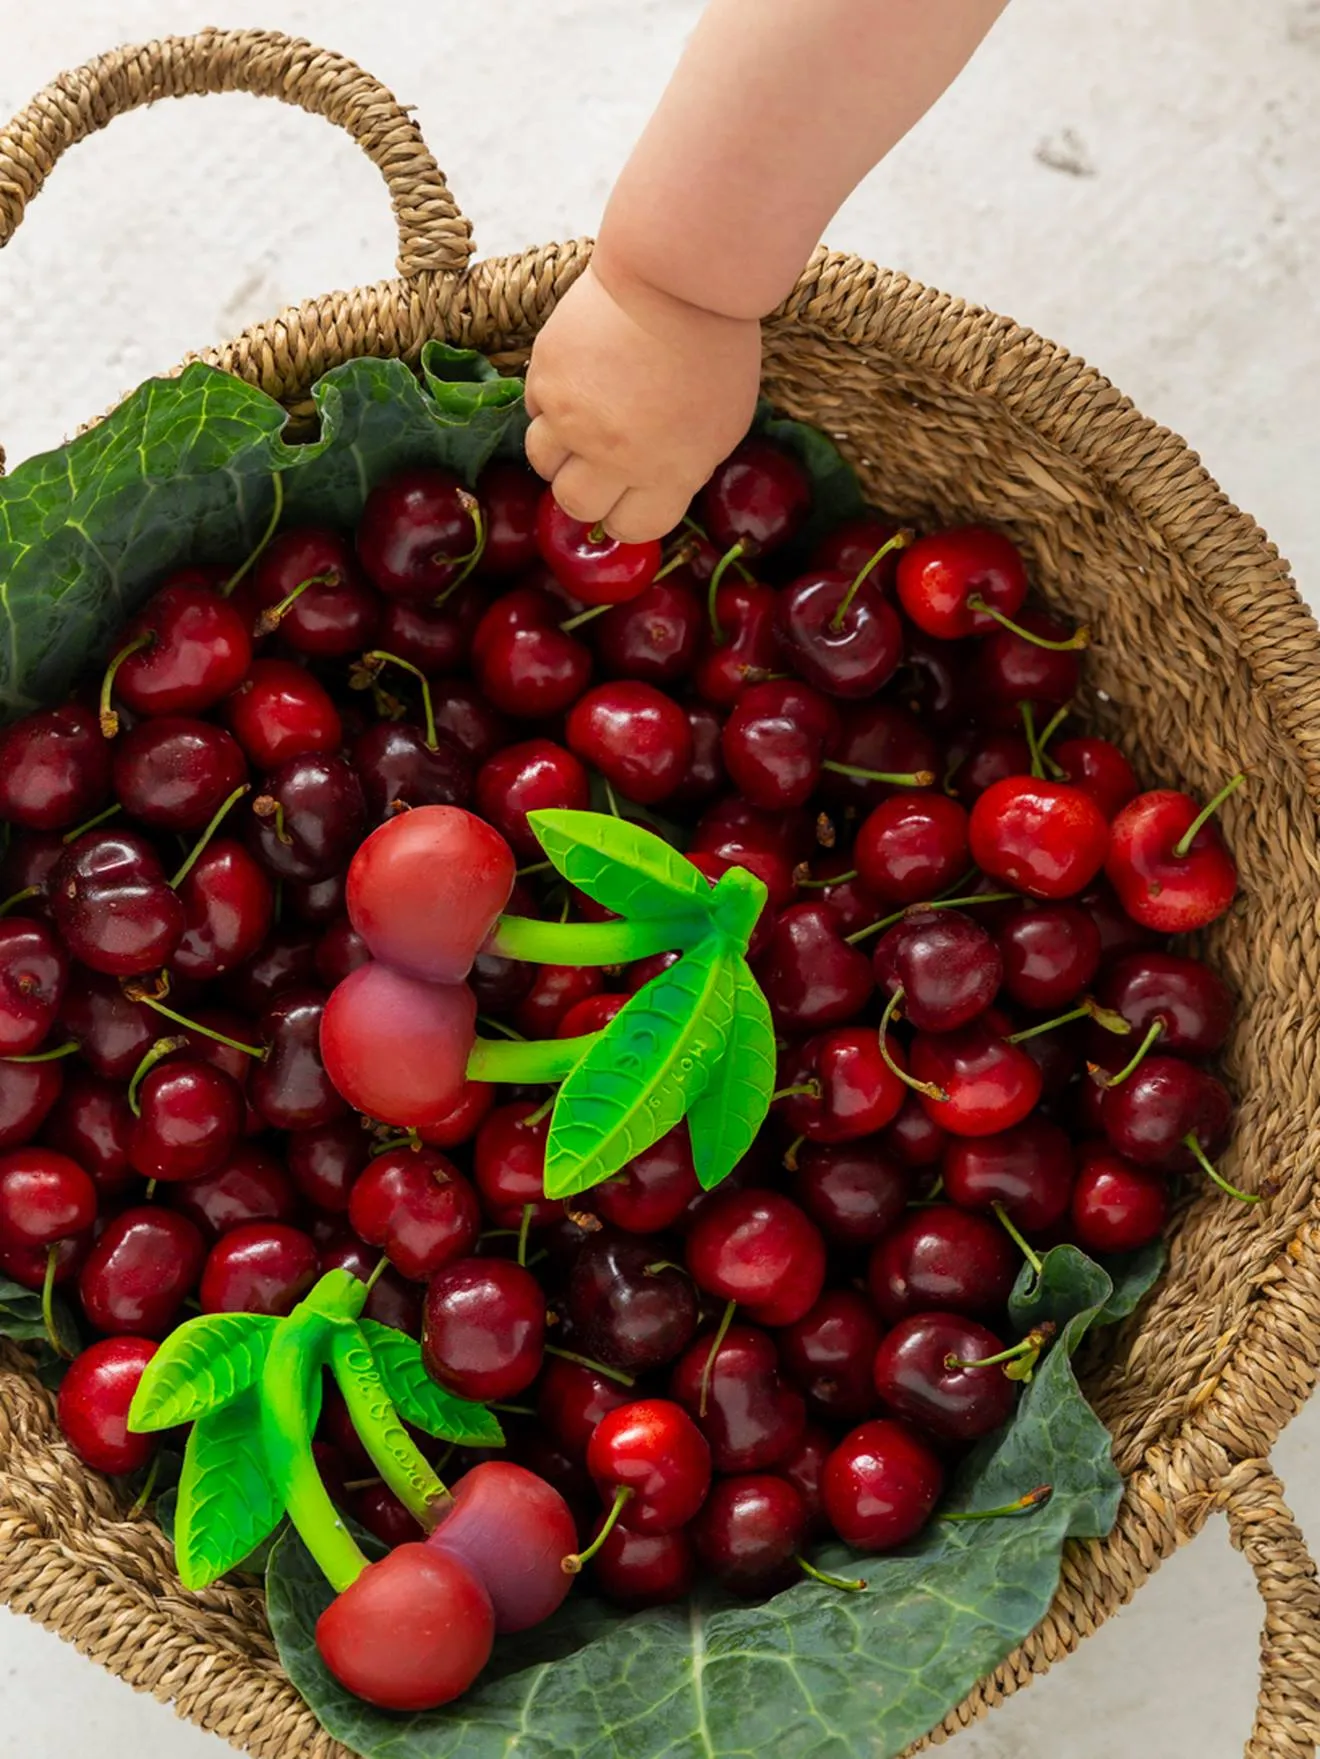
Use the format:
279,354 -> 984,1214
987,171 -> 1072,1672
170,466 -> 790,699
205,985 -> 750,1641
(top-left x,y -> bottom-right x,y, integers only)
51,829 -> 185,976
78,1206 -> 207,1335
0,917 -> 68,1055
475,461 -> 543,577
348,1147 -> 480,1281
112,717 -> 247,831
1071,1150 -> 1169,1252
375,590 -> 480,676
285,1117 -> 370,1213
471,585 -> 593,718
592,1126 -> 701,1235
222,924 -> 320,1013
474,738 -> 590,858
0,704 -> 112,831
722,679 -> 840,809
589,1522 -> 696,1608
946,728 -> 1035,806
775,566 -> 903,698
755,901 -> 874,1032
423,1257 -> 545,1402
128,1059 -> 243,1184
685,1189 -> 827,1328
356,466 -> 481,601
56,1337 -> 158,1475
943,1116 -> 1074,1232
1095,950 -> 1233,1056
568,1229 -> 699,1371
699,439 -> 811,557
587,1398 -> 711,1533
537,1355 -> 632,1458
172,839 -> 275,980
252,528 -> 379,657
970,778 -> 1109,900
669,702 -> 727,805
594,577 -> 702,684
867,1205 -> 1019,1324
0,1059 -> 64,1152
1106,784 -> 1240,931
779,1290 -> 881,1422
777,1027 -> 908,1144
780,1425 -> 832,1533
0,1148 -> 96,1250
168,1143 -> 298,1238
351,722 -> 471,823
472,1100 -> 560,1229
40,1069 -> 135,1194
535,494 -> 661,605
821,1418 -> 944,1551
428,1460 -> 577,1633
566,681 -> 694,805
57,968 -> 155,1080
693,580 -> 779,707
854,792 -> 969,904
909,1020 -> 1044,1137
691,1473 -> 805,1598
1099,1056 -> 1232,1171
969,609 -> 1083,726
670,1323 -> 806,1471
881,1093 -> 948,1169
872,1312 -> 1019,1442
791,1141 -> 908,1248
872,909 -> 1003,1032
818,700 -> 941,814
247,753 -> 366,884
199,1220 -> 319,1316
997,902 -> 1101,1011
512,964 -> 605,1039
223,658 -> 343,770
895,526 -> 1028,639
1052,736 -> 1139,819
109,582 -> 252,721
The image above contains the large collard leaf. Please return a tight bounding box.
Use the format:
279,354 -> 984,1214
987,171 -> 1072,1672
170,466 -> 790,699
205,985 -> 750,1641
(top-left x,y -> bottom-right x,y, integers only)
0,348 -> 527,720
0,1273 -> 79,1362
528,809 -> 713,924
129,1312 -> 278,1432
685,958 -> 777,1190
543,937 -> 734,1199
268,1249 -> 1127,1759
174,1389 -> 285,1590
359,1322 -> 504,1447
753,397 -> 868,556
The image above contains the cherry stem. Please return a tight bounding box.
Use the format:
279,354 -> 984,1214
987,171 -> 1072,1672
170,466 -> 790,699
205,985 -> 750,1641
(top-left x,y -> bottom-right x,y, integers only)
797,869 -> 858,888
476,1015 -> 526,1041
942,1485 -> 1054,1522
1020,702 -> 1046,781
1090,1018 -> 1164,1088
170,784 -> 251,889
431,493 -> 487,605
41,1244 -> 72,1360
966,596 -> 1089,650
699,1298 -> 738,1418
373,1133 -> 421,1154
1173,772 -> 1246,859
560,603 -> 612,634
829,529 -> 913,631
99,631 -> 153,737
562,1485 -> 632,1574
1006,997 -> 1130,1045
0,1040 -> 79,1064
797,1554 -> 867,1592
255,570 -> 335,635
253,795 -> 291,845
364,1254 -> 391,1295
820,761 -> 936,788
0,886 -> 40,918
61,802 -> 123,844
544,1345 -> 635,1387
652,538 -> 698,583
223,472 -> 285,596
517,1203 -> 534,1267
126,1453 -> 161,1518
516,860 -> 554,878
587,522 -> 607,544
706,540 -> 749,643
945,1321 -> 1054,1378
877,986 -> 948,1102
1183,1132 -> 1260,1204
993,1201 -> 1043,1277
1036,705 -> 1070,773
127,1036 -> 189,1116
846,890 -> 1016,946
522,1092 -> 557,1128
782,1133 -> 806,1173
125,987 -> 266,1059
771,1081 -> 821,1103
490,1403 -> 537,1417
362,652 -> 438,750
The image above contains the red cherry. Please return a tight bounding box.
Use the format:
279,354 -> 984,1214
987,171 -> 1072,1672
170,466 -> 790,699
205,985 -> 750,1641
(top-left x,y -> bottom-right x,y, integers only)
356,467 -> 481,601
880,1093 -> 948,1169
223,658 -> 343,770
777,1027 -> 908,1143
594,578 -> 703,684
791,1141 -> 909,1247
873,909 -> 1003,1033
57,969 -> 155,1080
110,583 -> 252,721
685,1189 -> 826,1327
317,1233 -> 421,1335
722,679 -> 840,809
943,1116 -> 1074,1232
567,1230 -> 698,1372
314,917 -> 373,989
428,1460 -> 577,1633
40,1070 -> 135,1195
252,528 -> 380,657
946,728 -> 1034,806
350,1482 -> 424,1551
818,701 -> 941,815
286,1117 -> 370,1213
775,567 -> 904,698
895,526 -> 1028,639
472,1101 -> 561,1230
566,682 -> 694,805
0,1148 -> 96,1249
168,1143 -> 298,1238
592,1127 -> 700,1234
0,704 -> 112,831
909,1020 -> 1044,1137
854,792 -> 969,904
872,1312 -> 1019,1442
969,608 -> 1083,726
222,924 -> 320,1014
1106,785 -> 1239,932
1071,1151 -> 1168,1252
475,461 -> 543,578
1052,736 -> 1139,819
474,739 -> 590,858
755,902 -> 874,1033
670,1323 -> 806,1471
349,1147 -> 480,1281
111,717 -> 247,832
537,1355 -> 632,1458
1078,877 -> 1160,961
535,493 -> 661,605
51,829 -> 185,977
416,1080 -> 496,1150
512,964 -> 604,1039
810,513 -> 903,581
128,1060 -> 243,1184
699,439 -> 811,557
322,964 -> 476,1131
1095,950 -> 1233,1056
471,585 -> 593,718
422,1257 -> 545,1402
350,721 -> 471,824
780,1425 -> 833,1533
1099,1055 -> 1232,1171
868,1205 -> 1019,1324
199,1220 -> 319,1315
779,1289 -> 882,1421
821,1419 -> 944,1551
970,778 -> 1109,900
589,1522 -> 696,1609
57,1337 -> 158,1475
996,902 -> 1101,1011
316,1545 -> 493,1711
78,1206 -> 207,1335
556,993 -> 629,1038
693,580 -> 780,707
0,917 -> 68,1055
171,839 -> 275,981
246,753 -> 365,886
0,1059 -> 64,1151
691,1473 -> 805,1598
587,1398 -> 711,1533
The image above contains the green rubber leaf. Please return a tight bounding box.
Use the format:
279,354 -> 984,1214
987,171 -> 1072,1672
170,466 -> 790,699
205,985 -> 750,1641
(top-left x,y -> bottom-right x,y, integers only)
527,808 -> 713,922
128,1312 -> 278,1433
0,349 -> 526,720
686,958 -> 776,1189
155,1486 -> 282,1578
174,1390 -> 283,1591
753,398 -> 868,556
359,1321 -> 504,1447
268,1247 -> 1131,1759
544,937 -> 734,1198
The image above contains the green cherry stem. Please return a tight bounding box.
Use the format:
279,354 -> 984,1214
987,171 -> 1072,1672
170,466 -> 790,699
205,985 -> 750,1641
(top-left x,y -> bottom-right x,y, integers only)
1020,702 -> 1045,780
1035,704 -> 1070,774
562,1485 -> 633,1574
797,1554 -> 867,1592
0,886 -> 40,918
771,1081 -> 822,1103
484,910 -> 709,967
942,1485 -> 1054,1523
1088,1019 -> 1164,1088
819,761 -> 936,788
1183,1132 -> 1260,1204
362,652 -> 440,749
99,632 -> 153,737
1,1040 -> 79,1064
170,785 -> 251,889
516,1203 -> 534,1268
128,1036 -> 189,1116
560,603 -> 613,634
706,540 -> 750,643
829,529 -> 913,631
944,1322 -> 1055,1381
328,1327 -> 451,1527
61,802 -> 123,844
846,890 -> 1016,946
124,985 -> 266,1059
126,1453 -> 162,1519
877,986 -> 948,1102
223,473 -> 285,597
42,1245 -> 73,1359
967,596 -> 1089,650
254,570 -> 336,635
1173,772 -> 1246,859
544,1345 -> 636,1387
1006,998 -> 1130,1045
797,869 -> 858,888
699,1298 -> 738,1418
993,1201 -> 1043,1278
431,494 -> 487,606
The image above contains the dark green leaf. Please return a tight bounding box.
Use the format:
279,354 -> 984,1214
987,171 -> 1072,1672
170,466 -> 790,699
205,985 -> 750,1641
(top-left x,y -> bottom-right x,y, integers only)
753,399 -> 868,554
528,808 -> 712,922
0,1274 -> 79,1357
129,1312 -> 278,1432
686,959 -> 776,1189
269,1248 -> 1125,1759
359,1321 -> 504,1447
1095,1241 -> 1166,1324
544,937 -> 733,1198
174,1390 -> 283,1590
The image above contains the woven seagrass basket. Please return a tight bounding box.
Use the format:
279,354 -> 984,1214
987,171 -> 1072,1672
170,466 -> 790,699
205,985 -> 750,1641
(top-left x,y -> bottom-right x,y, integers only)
1,28 -> 1319,1759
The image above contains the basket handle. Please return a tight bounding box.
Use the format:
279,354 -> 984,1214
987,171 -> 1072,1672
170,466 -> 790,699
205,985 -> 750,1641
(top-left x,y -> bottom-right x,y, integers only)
0,27 -> 472,279
1220,1457 -> 1320,1757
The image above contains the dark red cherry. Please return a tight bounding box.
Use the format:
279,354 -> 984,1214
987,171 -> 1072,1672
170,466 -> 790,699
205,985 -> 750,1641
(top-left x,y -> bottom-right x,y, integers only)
111,717 -> 247,832
0,829 -> 67,919
1078,878 -> 1159,962
692,795 -> 817,867
1052,736 -> 1139,820
0,704 -> 112,831
472,1101 -> 561,1230
855,792 -> 968,904
868,1204 -> 1018,1324
593,1127 -> 700,1235
587,1398 -> 711,1532
427,678 -> 512,768
873,909 -> 1003,1033
222,923 -> 320,1013
945,728 -> 1035,807
755,902 -> 874,1032
894,628 -> 969,729
1071,1150 -> 1168,1252
1099,1056 -> 1232,1171
471,586 -> 593,717
251,988 -> 346,1131
699,439 -> 811,557
171,839 -> 275,980
78,1206 -> 207,1335
357,467 -> 480,601
57,968 -> 155,1080
685,1189 -> 826,1328
943,1116 -> 1074,1232
895,526 -> 1028,639
285,1117 -> 371,1213
791,1142 -> 909,1248
474,739 -> 590,858
722,679 -> 840,809
810,513 -> 903,582
422,1257 -> 546,1402
535,493 -> 661,605
57,1337 -> 158,1475
691,1474 -> 805,1598
566,681 -> 694,805
589,1522 -> 696,1609
416,1079 -> 496,1153
0,917 -> 68,1055
51,829 -> 185,976
800,854 -> 882,937
0,1147 -> 96,1250
199,1220 -> 319,1315
350,1483 -> 424,1551
779,1290 -> 882,1421
128,1060 -> 243,1184
475,461 -> 543,577
594,578 -> 703,684
780,1425 -> 833,1533
668,701 -> 727,806
909,1020 -> 1043,1137
0,1228 -> 85,1291
252,528 -> 379,657
970,778 -> 1110,900
168,1143 -> 298,1238
247,753 -> 366,883
872,1312 -> 1019,1442
567,1229 -> 698,1372
349,1147 -> 480,1281
693,580 -> 780,707
969,608 -> 1083,727
537,1355 -> 631,1458
671,1322 -> 806,1472
775,568 -> 903,697
315,917 -> 372,989
350,722 -> 471,823
375,589 -> 481,676
1095,951 -> 1233,1056
0,1057 -> 61,1149
111,583 -> 252,721
40,1069 -> 135,1195
818,701 -> 941,815
317,1232 -> 422,1335
997,902 -> 1101,1011
223,658 -> 343,770
821,1419 -> 944,1551
881,1094 -> 948,1169
512,963 -> 604,1039
777,1027 -> 908,1144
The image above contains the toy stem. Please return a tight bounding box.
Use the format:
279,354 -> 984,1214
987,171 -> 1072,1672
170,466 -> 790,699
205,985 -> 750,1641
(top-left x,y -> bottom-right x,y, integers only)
328,1328 -> 452,1528
485,911 -> 708,967
466,1031 -> 598,1086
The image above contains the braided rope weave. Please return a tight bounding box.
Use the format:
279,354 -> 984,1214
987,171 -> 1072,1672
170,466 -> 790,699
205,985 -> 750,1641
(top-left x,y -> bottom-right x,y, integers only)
2,29 -> 1319,1759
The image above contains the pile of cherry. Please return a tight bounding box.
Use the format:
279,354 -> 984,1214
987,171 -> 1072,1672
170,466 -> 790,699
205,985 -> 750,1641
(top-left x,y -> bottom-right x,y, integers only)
0,428 -> 1247,1714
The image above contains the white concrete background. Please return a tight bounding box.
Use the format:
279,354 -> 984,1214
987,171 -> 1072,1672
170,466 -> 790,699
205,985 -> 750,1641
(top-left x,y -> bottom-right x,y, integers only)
0,1 -> 1317,1755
